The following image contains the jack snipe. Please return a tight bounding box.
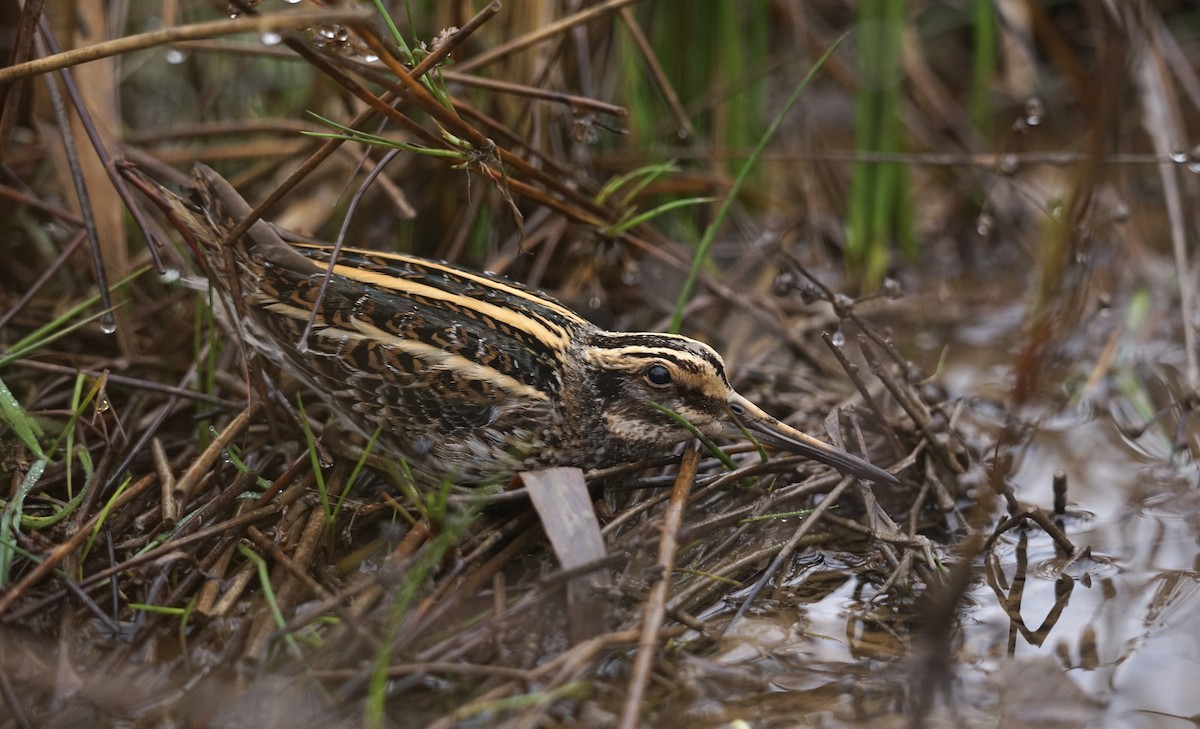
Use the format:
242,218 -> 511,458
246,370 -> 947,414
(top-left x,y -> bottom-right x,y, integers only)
135,164 -> 897,488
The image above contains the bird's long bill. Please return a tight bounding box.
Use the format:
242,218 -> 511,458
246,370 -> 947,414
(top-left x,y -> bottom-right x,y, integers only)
728,393 -> 899,487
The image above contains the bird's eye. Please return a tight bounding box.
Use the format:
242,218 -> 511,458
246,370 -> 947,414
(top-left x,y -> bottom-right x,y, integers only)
645,364 -> 672,386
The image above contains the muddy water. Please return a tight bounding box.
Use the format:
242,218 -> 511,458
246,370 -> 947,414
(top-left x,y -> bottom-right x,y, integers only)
681,287 -> 1199,728
1005,418 -> 1200,729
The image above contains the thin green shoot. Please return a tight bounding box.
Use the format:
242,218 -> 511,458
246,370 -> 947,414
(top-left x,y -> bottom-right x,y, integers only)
422,471 -> 454,525
371,0 -> 412,62
0,374 -> 46,460
369,0 -> 454,107
669,36 -> 847,333
0,265 -> 148,368
615,14 -> 656,142
594,161 -> 715,240
604,197 -> 716,239
0,398 -> 92,529
385,455 -> 438,525
648,401 -> 737,470
596,161 -> 679,207
366,492 -> 477,728
127,602 -> 188,616
334,425 -> 382,520
294,394 -> 332,526
675,567 -> 742,587
0,459 -> 46,586
970,0 -> 997,137
80,475 -> 132,572
65,374 -> 85,499
846,0 -> 913,287
44,372 -> 105,473
223,444 -> 274,491
2,481 -> 86,531
292,614 -> 340,649
0,309 -> 108,369
740,508 -> 817,523
1106,290 -> 1159,430
383,479 -> 424,528
304,113 -> 467,161
726,411 -> 771,465
0,535 -> 44,565
238,543 -> 302,659
137,507 -> 203,556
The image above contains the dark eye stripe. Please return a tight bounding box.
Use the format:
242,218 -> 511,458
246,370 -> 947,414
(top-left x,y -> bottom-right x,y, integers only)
590,333 -> 727,379
594,347 -> 714,377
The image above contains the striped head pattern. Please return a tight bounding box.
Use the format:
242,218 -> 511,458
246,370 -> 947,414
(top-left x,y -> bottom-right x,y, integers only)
578,333 -> 736,450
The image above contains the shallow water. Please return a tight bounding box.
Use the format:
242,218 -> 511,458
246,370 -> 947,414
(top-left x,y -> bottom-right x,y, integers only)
669,282 -> 1199,728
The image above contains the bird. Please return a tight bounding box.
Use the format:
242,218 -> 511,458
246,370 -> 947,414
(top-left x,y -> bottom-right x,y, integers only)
132,163 -> 898,489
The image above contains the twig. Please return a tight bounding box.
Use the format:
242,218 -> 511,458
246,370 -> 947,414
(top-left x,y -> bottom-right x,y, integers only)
0,472 -> 157,616
10,360 -> 237,410
297,146 -> 401,349
455,0 -> 644,74
822,330 -> 905,457
151,438 -> 177,525
37,18 -> 163,272
618,444 -> 700,729
0,9 -> 376,86
983,506 -> 1077,556
860,337 -> 967,475
211,0 -> 496,258
1125,5 -> 1198,388
170,402 -> 259,505
442,70 -> 627,116
32,30 -> 112,333
615,7 -> 691,137
0,664 -> 32,729
0,230 -> 85,331
0,0 -> 44,156
728,475 -> 857,630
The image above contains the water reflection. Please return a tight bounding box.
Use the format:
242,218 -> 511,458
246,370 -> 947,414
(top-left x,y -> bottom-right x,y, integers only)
680,359 -> 1199,728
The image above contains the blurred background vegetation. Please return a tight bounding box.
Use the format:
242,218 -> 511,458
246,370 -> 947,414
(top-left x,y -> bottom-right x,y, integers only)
1,1 -> 1199,727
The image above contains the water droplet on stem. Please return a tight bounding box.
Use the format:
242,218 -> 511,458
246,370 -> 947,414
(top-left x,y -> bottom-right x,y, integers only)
976,213 -> 994,237
1024,97 -> 1044,126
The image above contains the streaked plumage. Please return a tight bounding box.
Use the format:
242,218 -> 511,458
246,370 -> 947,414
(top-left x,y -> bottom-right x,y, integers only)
136,164 -> 897,488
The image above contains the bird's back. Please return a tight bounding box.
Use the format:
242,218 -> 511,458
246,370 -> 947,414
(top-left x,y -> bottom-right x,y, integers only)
154,165 -> 602,484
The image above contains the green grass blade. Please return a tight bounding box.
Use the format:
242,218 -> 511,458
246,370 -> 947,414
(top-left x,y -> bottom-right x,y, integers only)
334,426 -> 382,519
596,161 -> 680,206
669,35 -> 847,333
971,0 -> 997,137
0,459 -> 46,585
239,543 -> 302,658
649,401 -> 736,470
847,0 -> 911,287
0,266 -> 149,369
367,494 -> 477,728
606,197 -> 716,238
294,394 -> 331,525
0,375 -> 46,460
371,0 -> 411,61
81,475 -> 131,570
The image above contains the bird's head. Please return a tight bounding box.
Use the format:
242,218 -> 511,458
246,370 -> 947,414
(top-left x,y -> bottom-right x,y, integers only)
581,332 -> 897,486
